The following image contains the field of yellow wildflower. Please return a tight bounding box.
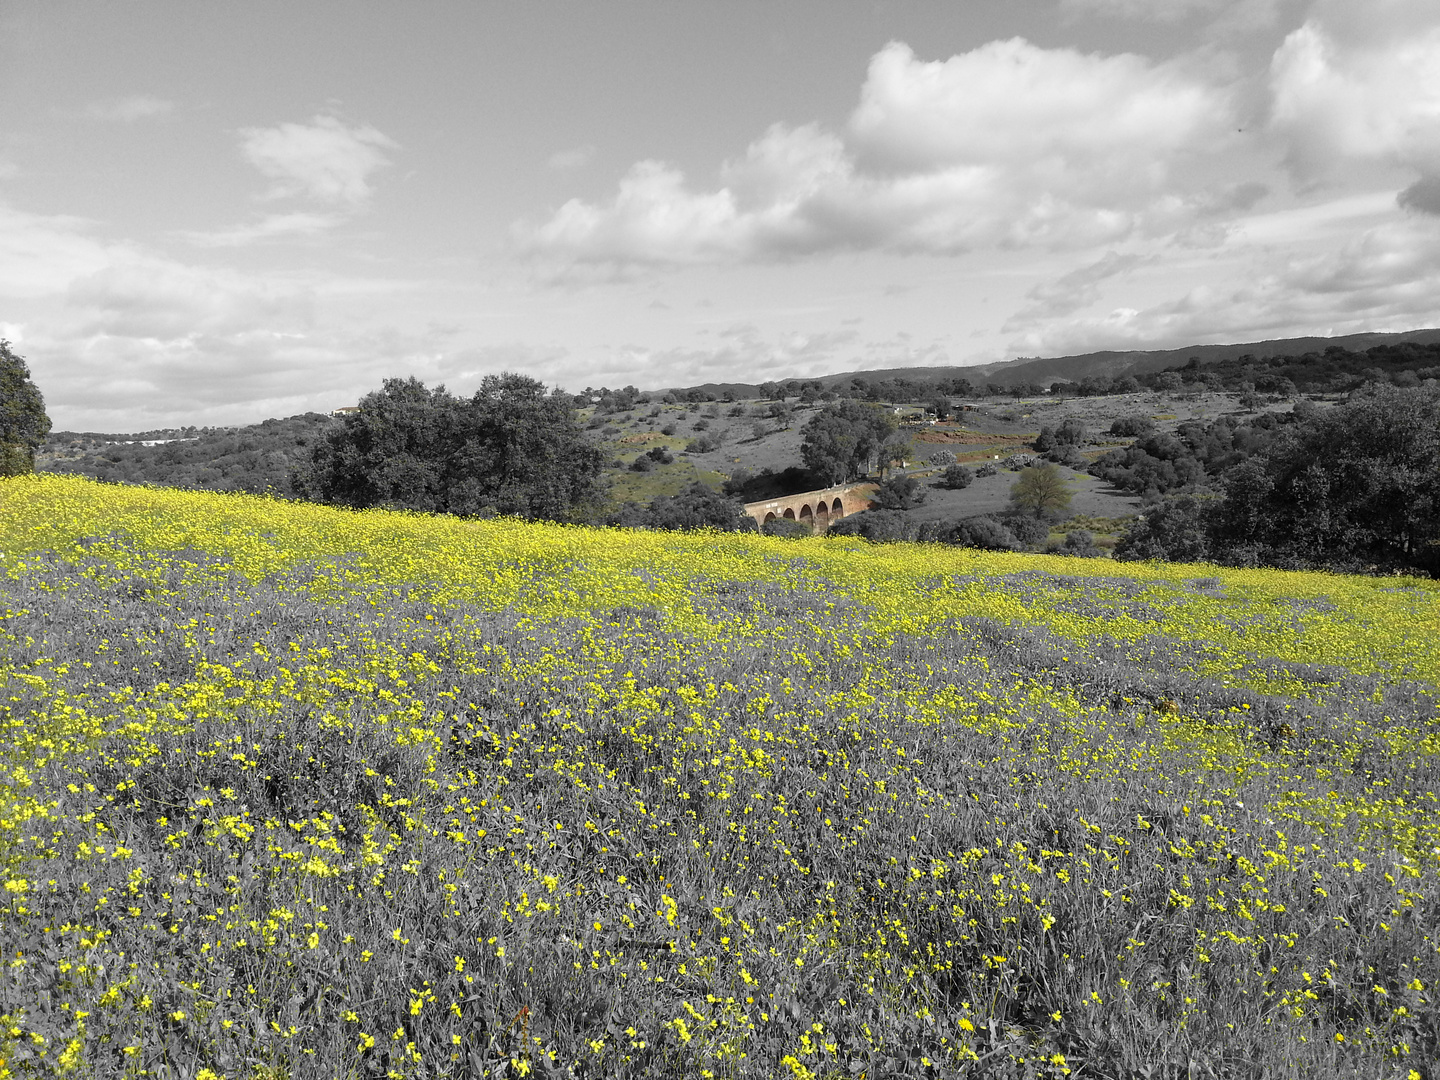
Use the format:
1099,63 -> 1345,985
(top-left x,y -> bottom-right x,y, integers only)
1,474 -> 1436,1079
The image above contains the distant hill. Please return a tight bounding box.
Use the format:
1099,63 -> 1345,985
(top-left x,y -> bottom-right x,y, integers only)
971,327 -> 1440,387
661,328 -> 1440,397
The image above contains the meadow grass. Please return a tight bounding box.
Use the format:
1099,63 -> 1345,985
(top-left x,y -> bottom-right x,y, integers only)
0,475 -> 1436,1079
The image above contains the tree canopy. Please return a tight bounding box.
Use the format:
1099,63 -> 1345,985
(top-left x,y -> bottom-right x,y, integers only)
1116,384 -> 1440,575
299,374 -> 606,521
1216,383 -> 1440,572
1009,463 -> 1073,519
799,400 -> 897,486
0,341 -> 51,476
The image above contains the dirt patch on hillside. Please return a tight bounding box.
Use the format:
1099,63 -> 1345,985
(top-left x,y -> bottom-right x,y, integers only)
914,429 -> 1034,446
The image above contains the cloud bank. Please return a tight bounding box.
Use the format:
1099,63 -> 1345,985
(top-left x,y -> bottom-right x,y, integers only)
514,40 -> 1239,277
1269,0 -> 1440,183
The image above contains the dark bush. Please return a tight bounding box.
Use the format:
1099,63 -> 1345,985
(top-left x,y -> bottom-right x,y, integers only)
763,516 -> 814,539
825,509 -> 914,543
940,464 -> 974,489
610,483 -> 753,532
998,512 -> 1050,549
872,475 -> 927,510
1109,414 -> 1156,437
1052,529 -> 1102,557
1114,495 -> 1215,562
949,516 -> 1022,551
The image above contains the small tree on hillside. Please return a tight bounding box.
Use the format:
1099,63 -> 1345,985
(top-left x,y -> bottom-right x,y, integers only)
0,341 -> 51,476
1009,463 -> 1073,519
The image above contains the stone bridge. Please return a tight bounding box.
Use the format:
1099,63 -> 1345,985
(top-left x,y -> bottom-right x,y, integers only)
743,481 -> 875,534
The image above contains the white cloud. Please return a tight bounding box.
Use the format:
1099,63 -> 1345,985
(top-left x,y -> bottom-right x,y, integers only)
515,40 -> 1237,275
83,94 -> 175,122
180,212 -> 349,247
238,114 -> 397,207
0,204 -> 116,297
547,144 -> 596,171
1004,250 -> 1153,328
64,261 -> 313,340
849,40 -> 1221,174
1008,215 -> 1440,355
0,199 -> 453,429
1269,0 -> 1440,181
188,115 -> 398,248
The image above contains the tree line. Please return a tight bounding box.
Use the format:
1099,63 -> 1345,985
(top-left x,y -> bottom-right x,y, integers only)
1115,384 -> 1440,575
10,342 -> 1440,577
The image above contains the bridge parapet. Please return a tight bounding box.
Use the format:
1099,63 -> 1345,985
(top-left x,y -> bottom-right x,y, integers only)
743,482 -> 876,534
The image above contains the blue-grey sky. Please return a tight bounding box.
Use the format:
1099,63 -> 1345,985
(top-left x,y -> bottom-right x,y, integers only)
3,0 -> 1438,429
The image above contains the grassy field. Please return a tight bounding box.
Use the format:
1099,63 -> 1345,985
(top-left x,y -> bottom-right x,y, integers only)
1,475 -> 1436,1079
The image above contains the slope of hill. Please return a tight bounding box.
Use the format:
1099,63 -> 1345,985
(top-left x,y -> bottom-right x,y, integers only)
1,473 -> 1436,1077
977,327 -> 1440,387
661,328 -> 1440,399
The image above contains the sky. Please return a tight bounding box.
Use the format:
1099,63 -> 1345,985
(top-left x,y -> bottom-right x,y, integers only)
2,0 -> 1439,431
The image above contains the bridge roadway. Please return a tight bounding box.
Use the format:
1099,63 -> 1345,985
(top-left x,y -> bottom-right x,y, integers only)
742,481 -> 876,533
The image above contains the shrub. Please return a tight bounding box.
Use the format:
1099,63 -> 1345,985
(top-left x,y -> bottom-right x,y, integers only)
872,476 -> 927,511
975,461 -> 999,478
610,483 -> 753,532
1043,444 -> 1085,467
939,464 -> 975,490
998,511 -> 1050,549
763,516 -> 813,538
928,450 -> 957,465
825,509 -> 913,542
1114,494 -> 1215,562
1051,528 -> 1102,557
1109,414 -> 1156,437
949,516 -> 1022,551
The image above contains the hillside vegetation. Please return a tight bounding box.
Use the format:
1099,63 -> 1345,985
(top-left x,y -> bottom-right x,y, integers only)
1,476 -> 1437,1079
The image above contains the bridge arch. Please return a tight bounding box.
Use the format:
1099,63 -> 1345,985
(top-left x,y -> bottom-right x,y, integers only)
743,481 -> 875,534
